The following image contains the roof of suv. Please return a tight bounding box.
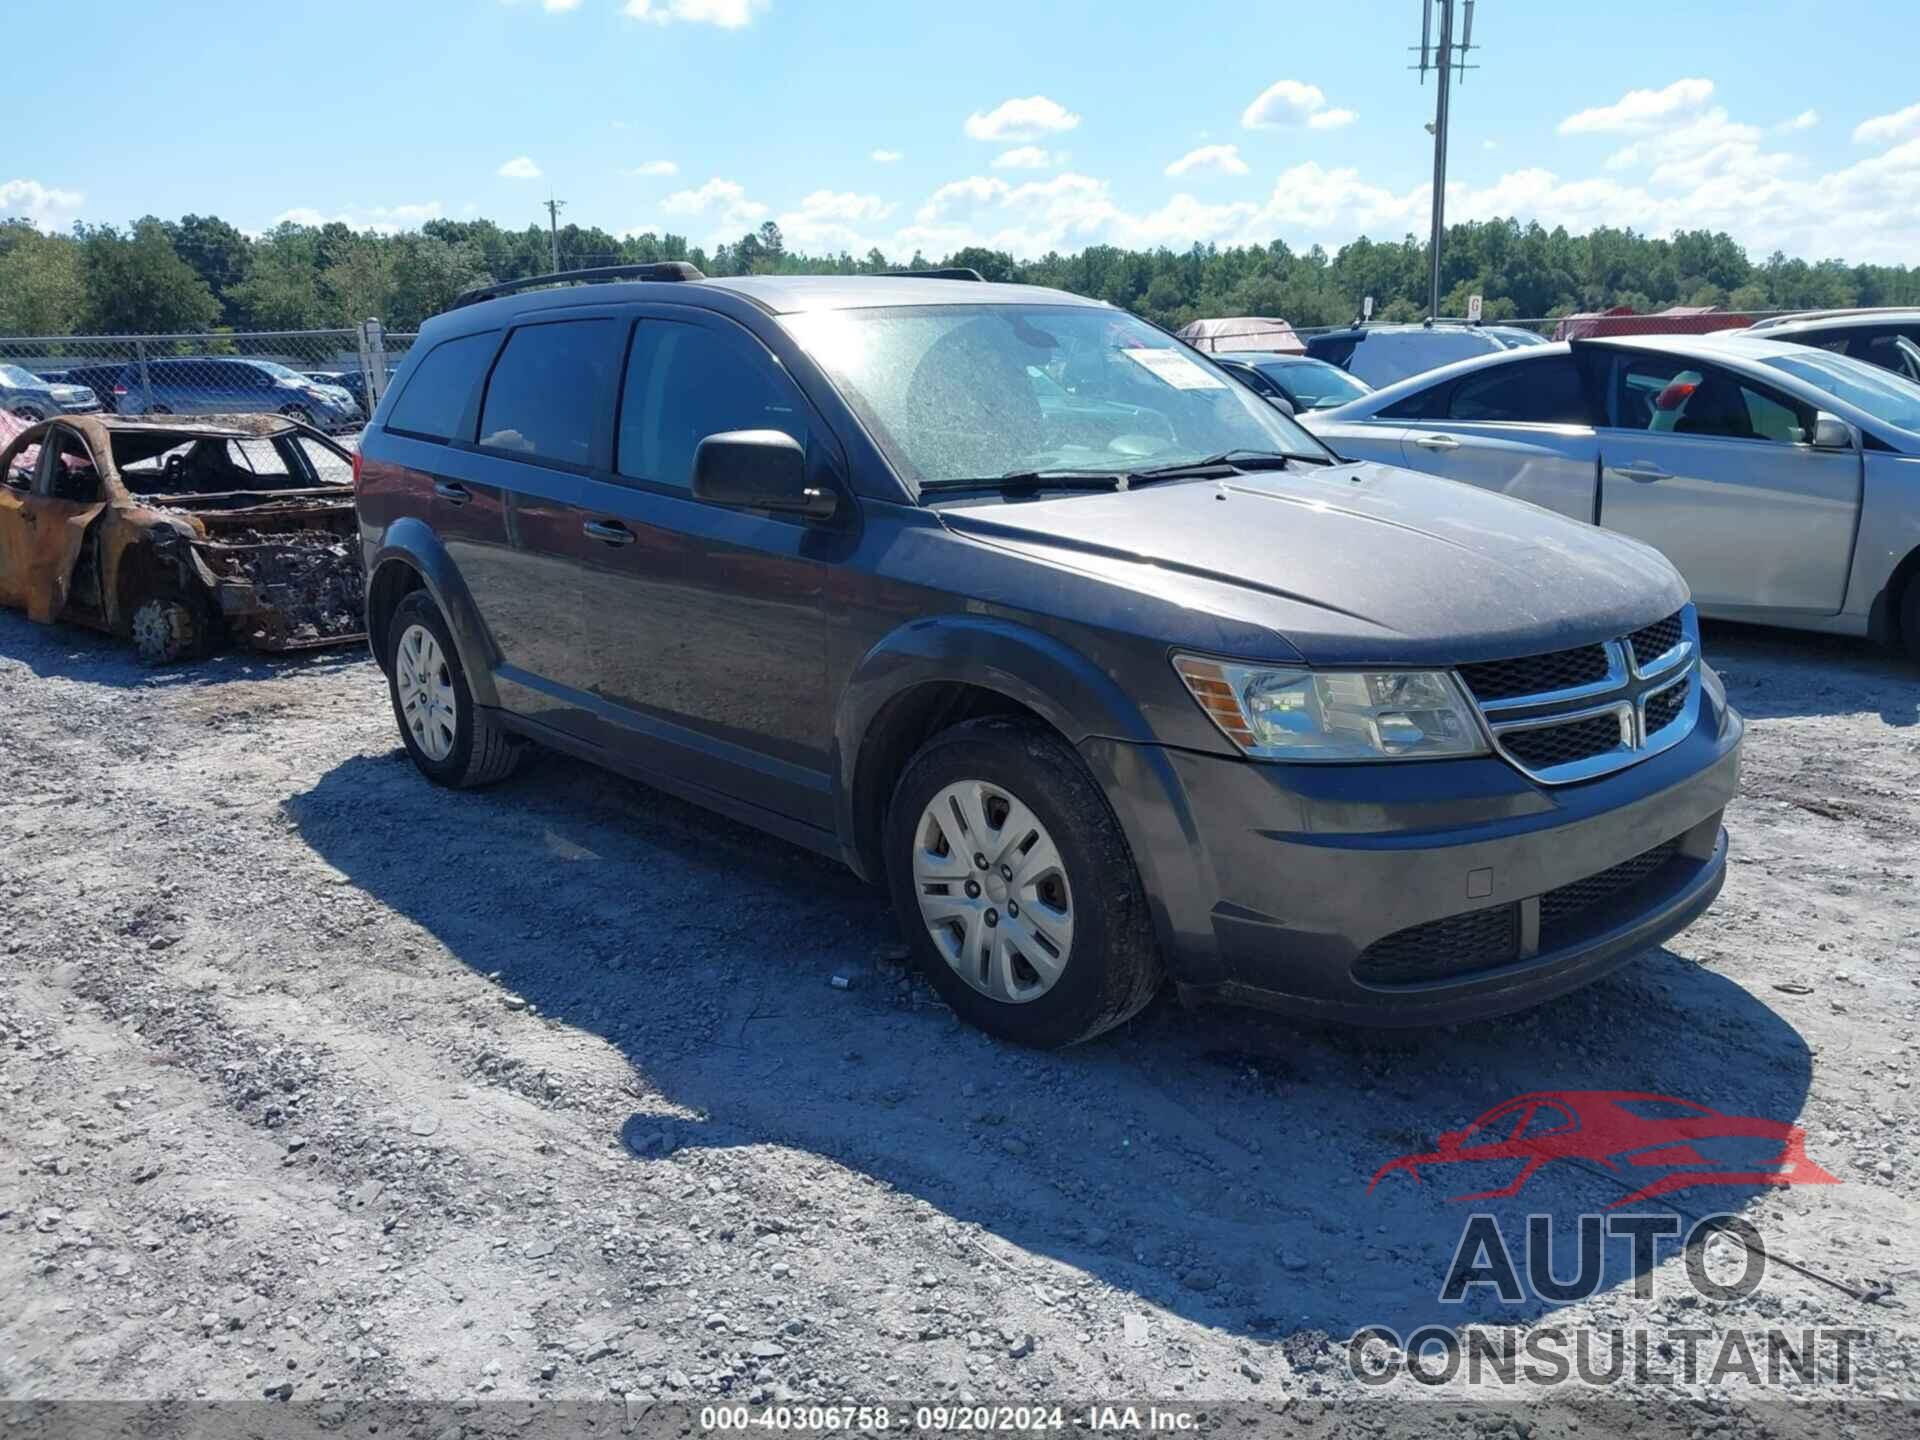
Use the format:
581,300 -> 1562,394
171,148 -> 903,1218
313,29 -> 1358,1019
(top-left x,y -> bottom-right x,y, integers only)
442,273 -> 1107,325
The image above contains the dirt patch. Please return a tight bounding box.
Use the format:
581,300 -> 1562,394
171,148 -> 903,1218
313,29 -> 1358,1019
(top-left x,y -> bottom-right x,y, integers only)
0,613 -> 1915,1430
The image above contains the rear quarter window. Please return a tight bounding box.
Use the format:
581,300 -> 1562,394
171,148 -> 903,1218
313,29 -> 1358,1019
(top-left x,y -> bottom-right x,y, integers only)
385,331 -> 500,442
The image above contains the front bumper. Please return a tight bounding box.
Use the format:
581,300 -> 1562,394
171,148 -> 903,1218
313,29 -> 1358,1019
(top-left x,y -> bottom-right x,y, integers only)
1083,685 -> 1743,1026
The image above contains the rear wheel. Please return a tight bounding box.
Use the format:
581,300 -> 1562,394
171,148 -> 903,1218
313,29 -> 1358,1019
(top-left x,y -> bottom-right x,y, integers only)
885,716 -> 1162,1047
386,589 -> 521,787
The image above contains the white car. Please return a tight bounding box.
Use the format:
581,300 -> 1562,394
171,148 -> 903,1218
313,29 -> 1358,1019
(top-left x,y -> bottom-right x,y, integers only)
1302,333 -> 1920,659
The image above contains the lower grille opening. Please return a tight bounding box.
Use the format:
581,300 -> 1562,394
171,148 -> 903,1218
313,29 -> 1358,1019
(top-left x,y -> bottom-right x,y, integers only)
1353,836 -> 1691,986
1353,904 -> 1521,984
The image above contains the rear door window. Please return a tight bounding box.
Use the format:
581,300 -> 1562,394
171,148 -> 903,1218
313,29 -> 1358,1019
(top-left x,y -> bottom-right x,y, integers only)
616,320 -> 808,490
478,319 -> 624,467
1345,332 -> 1496,388
1445,356 -> 1593,424
386,331 -> 499,442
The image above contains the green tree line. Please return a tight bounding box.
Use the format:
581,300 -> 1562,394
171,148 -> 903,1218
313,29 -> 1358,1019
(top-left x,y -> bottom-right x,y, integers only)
1,211 -> 1916,338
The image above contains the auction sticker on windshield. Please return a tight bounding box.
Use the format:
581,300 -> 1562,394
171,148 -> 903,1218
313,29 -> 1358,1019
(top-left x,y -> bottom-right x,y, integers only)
1121,347 -> 1227,389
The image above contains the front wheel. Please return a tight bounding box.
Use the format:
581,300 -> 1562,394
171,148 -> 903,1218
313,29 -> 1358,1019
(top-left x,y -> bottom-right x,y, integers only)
10,405 -> 44,423
281,405 -> 315,427
885,716 -> 1163,1047
1901,575 -> 1920,666
130,591 -> 211,665
386,589 -> 521,787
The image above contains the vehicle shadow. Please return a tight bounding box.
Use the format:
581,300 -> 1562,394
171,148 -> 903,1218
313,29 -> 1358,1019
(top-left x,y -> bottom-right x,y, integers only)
1701,619 -> 1916,727
0,610 -> 367,688
288,745 -> 1818,1344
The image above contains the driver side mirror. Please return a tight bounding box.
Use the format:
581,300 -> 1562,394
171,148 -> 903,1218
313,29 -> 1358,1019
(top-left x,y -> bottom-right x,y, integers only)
1809,410 -> 1859,451
692,429 -> 837,519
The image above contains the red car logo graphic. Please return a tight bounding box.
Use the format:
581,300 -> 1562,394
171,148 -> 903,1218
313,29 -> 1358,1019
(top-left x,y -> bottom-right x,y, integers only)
1368,1091 -> 1839,1208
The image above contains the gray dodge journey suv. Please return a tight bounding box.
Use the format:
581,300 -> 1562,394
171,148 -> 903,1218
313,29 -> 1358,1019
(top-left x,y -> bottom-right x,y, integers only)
353,265 -> 1743,1047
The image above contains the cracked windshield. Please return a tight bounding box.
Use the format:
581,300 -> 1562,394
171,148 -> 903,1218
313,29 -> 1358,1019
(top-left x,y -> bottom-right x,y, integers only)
783,305 -> 1325,490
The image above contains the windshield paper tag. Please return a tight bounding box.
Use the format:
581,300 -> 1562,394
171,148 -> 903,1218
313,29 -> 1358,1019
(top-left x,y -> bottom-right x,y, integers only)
1121,347 -> 1228,390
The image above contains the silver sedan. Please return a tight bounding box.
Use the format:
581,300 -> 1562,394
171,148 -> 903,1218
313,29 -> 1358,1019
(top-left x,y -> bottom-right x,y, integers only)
1302,333 -> 1920,660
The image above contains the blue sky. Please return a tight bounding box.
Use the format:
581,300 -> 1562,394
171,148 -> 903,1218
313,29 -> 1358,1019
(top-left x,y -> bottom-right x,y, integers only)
7,0 -> 1919,264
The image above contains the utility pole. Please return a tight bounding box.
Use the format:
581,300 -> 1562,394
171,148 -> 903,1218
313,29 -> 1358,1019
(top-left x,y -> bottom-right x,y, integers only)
543,194 -> 566,273
1415,0 -> 1477,320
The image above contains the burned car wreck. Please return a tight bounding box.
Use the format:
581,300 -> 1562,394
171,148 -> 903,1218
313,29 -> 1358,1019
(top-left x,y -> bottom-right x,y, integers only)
0,413 -> 364,664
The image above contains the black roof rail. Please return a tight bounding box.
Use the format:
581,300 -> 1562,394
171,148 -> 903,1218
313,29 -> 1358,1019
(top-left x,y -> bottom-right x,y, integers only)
881,267 -> 985,282
451,262 -> 706,310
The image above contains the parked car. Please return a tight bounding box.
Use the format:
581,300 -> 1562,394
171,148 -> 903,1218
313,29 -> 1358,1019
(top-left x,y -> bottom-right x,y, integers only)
1302,333 -> 1920,659
1304,323 -> 1542,388
0,412 -> 363,663
112,357 -> 362,430
355,265 -> 1741,1048
1213,352 -> 1373,414
0,363 -> 101,420
1744,310 -> 1920,386
37,363 -> 134,415
305,369 -> 379,416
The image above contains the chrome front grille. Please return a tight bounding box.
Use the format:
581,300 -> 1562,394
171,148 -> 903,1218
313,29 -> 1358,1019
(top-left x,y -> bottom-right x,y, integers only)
1466,608 -> 1700,785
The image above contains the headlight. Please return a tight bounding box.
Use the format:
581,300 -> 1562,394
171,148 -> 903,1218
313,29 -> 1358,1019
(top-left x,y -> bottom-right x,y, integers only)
1173,655 -> 1489,762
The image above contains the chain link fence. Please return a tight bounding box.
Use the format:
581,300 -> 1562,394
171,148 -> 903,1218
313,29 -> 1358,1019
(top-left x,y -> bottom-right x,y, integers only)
0,325 -> 416,435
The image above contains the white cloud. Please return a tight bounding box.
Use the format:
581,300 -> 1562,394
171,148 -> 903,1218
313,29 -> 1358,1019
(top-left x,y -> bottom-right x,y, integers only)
1241,80 -> 1353,131
775,189 -> 895,251
963,95 -> 1080,142
661,176 -> 768,229
622,0 -> 768,27
501,0 -> 583,11
270,201 -> 445,234
992,146 -> 1057,170
497,155 -> 542,180
870,149 -> 904,164
1558,77 -> 1714,135
0,178 -> 85,231
1777,109 -> 1819,133
627,160 -> 679,176
1165,144 -> 1248,178
916,176 -> 1010,223
1854,102 -> 1920,147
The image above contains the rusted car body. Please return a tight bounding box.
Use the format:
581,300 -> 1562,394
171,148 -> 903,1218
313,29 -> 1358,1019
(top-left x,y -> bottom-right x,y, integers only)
0,413 -> 364,663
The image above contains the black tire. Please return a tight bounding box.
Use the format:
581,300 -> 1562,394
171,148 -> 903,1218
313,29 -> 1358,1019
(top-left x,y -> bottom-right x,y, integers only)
129,589 -> 213,665
1902,575 -> 1920,666
884,716 -> 1163,1047
386,589 -> 521,788
148,405 -> 173,416
281,405 -> 315,427
10,405 -> 44,423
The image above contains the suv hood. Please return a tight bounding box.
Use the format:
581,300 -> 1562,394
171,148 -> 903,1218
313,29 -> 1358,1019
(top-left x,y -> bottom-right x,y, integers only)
936,460 -> 1688,667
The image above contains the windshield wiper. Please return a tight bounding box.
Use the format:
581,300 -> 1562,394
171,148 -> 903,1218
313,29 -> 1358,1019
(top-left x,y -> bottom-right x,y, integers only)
1125,448 -> 1324,483
919,469 -> 1129,496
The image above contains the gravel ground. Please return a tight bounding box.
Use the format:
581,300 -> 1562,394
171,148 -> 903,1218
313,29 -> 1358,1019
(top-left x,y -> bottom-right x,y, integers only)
1,610 -> 1916,1435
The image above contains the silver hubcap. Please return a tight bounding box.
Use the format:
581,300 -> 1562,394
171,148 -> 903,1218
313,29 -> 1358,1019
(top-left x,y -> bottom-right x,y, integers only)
913,779 -> 1074,1004
396,623 -> 458,762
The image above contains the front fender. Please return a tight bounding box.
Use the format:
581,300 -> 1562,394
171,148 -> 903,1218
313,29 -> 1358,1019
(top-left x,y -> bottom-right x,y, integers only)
364,516 -> 500,708
832,611 -> 1167,865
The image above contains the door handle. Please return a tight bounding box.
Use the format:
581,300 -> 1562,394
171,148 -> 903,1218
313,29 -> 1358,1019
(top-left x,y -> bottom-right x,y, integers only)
1412,434 -> 1461,451
1616,463 -> 1671,482
583,519 -> 636,547
433,481 -> 472,506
